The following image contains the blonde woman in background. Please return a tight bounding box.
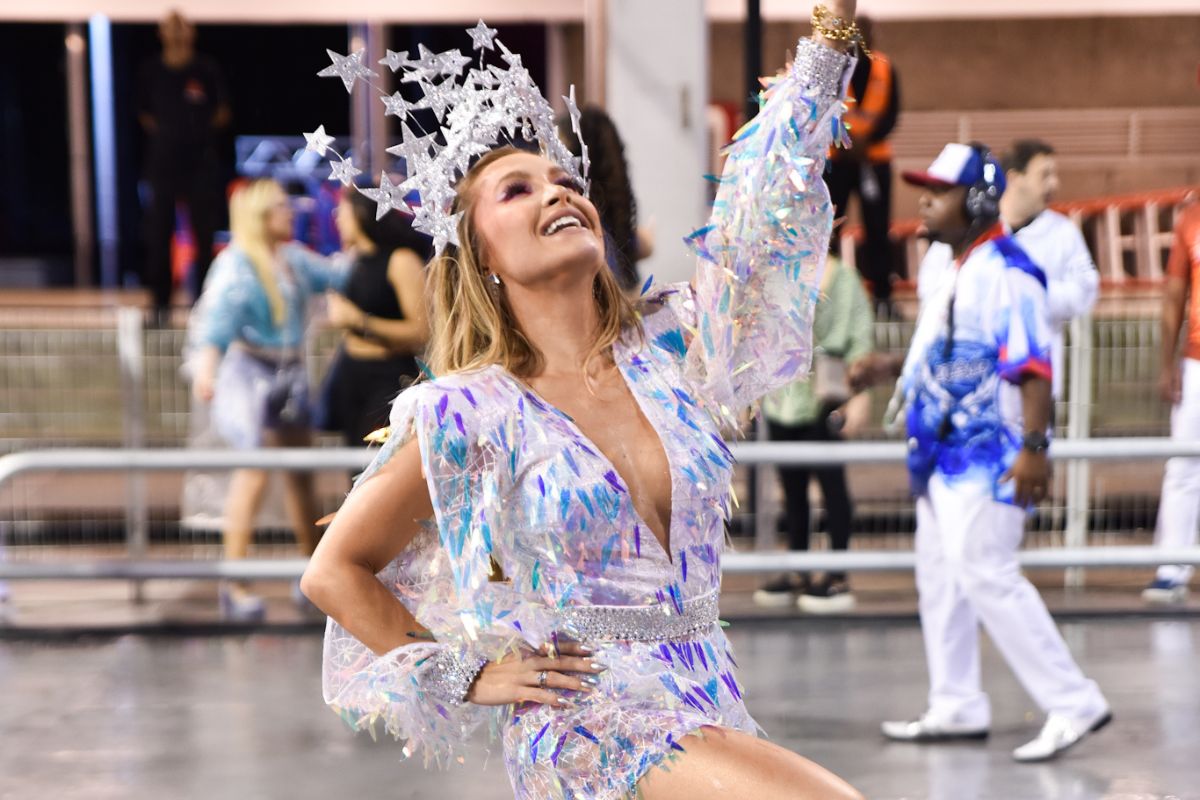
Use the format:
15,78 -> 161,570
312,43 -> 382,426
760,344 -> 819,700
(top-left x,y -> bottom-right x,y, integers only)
190,178 -> 347,620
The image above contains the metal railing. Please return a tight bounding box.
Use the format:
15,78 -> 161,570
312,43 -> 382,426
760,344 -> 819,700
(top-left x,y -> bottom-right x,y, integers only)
3,440 -> 1200,581
0,305 -> 1186,584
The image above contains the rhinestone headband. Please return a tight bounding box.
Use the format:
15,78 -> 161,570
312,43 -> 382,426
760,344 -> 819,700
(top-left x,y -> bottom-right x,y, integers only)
305,20 -> 589,256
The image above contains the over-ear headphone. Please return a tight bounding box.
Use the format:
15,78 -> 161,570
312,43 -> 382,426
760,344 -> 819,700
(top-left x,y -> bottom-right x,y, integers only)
963,143 -> 1002,223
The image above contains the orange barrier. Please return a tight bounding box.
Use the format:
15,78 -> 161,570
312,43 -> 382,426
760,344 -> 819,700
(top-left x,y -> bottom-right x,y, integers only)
839,185 -> 1199,291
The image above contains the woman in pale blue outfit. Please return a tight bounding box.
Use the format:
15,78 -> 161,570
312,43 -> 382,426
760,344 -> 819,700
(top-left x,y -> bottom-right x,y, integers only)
190,178 -> 347,620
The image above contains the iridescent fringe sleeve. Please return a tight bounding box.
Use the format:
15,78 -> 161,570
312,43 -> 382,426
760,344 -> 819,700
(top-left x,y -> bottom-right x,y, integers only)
320,379 -> 539,765
672,37 -> 852,427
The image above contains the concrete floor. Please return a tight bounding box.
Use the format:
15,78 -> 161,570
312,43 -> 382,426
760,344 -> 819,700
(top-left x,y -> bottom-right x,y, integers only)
1,619 -> 1197,800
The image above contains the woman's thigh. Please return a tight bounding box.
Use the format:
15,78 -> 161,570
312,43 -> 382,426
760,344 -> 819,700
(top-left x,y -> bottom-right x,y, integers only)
636,726 -> 862,800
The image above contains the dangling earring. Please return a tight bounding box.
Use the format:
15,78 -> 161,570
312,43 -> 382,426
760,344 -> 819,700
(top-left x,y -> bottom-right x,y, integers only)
485,272 -> 502,300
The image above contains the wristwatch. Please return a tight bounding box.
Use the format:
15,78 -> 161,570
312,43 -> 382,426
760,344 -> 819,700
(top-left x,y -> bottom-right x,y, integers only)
1021,431 -> 1050,454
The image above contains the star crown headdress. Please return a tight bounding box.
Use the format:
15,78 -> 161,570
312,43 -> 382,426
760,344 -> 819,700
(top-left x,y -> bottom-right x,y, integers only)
307,20 -> 589,256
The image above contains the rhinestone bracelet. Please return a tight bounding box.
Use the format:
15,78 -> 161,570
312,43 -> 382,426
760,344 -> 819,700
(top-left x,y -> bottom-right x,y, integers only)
424,648 -> 489,706
791,37 -> 853,104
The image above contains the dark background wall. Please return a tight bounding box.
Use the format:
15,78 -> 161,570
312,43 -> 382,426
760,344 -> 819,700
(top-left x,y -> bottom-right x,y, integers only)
709,16 -> 1200,110
0,23 -> 72,281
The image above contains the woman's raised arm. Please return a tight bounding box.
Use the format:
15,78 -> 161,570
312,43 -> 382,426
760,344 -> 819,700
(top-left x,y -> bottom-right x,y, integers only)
670,3 -> 857,426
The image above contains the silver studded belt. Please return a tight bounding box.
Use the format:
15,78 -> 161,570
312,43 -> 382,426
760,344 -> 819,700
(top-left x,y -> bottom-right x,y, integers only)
559,592 -> 719,642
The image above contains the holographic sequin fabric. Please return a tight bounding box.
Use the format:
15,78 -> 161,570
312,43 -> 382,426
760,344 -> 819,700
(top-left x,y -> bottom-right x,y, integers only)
321,37 -> 850,799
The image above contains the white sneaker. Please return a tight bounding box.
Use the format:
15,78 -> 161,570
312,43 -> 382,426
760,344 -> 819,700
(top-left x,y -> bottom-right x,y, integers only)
881,712 -> 989,742
1012,708 -> 1112,763
752,574 -> 806,608
798,578 -> 856,614
1142,578 -> 1189,605
218,582 -> 266,622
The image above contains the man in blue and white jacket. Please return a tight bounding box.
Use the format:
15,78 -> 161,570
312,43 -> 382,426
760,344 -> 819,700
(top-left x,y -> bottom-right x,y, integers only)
880,143 -> 1111,762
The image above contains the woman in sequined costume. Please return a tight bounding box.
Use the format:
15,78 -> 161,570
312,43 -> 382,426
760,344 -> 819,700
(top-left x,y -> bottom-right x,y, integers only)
302,6 -> 864,798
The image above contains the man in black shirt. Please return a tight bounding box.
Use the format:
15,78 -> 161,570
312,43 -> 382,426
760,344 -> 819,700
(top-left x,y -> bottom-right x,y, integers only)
824,15 -> 901,317
137,11 -> 230,318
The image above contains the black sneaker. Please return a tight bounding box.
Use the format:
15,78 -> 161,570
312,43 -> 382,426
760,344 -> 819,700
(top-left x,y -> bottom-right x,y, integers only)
798,576 -> 856,614
753,573 -> 807,608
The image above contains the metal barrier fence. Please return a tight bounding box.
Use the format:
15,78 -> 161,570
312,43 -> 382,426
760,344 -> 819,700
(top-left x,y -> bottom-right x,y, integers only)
0,308 -> 344,452
0,310 -> 1170,450
0,307 -> 1178,573
3,440 -> 1200,581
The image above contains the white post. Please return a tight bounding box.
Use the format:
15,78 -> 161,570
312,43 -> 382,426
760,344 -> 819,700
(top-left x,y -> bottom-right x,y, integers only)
88,14 -> 119,288
118,308 -> 148,601
604,0 -> 709,286
1064,312 -> 1094,588
349,24 -> 388,176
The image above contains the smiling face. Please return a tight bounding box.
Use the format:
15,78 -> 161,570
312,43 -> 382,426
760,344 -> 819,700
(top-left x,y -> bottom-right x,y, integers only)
467,151 -> 605,289
917,184 -> 969,245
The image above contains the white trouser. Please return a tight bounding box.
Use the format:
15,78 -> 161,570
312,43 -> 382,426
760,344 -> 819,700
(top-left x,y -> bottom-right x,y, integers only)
915,473 -> 1107,728
1155,358 -> 1200,584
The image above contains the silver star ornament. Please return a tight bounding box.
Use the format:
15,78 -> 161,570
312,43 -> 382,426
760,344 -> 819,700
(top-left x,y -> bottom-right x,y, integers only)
466,20 -> 498,51
379,49 -> 409,72
303,125 -> 335,156
329,156 -> 362,186
318,49 -> 378,93
359,172 -> 410,220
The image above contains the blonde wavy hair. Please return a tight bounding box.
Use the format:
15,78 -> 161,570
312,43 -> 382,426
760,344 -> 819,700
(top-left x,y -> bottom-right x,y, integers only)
426,147 -> 641,379
228,178 -> 287,325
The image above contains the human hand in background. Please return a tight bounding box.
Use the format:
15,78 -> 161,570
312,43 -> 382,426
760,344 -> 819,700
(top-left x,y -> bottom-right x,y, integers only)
1002,450 -> 1050,508
848,352 -> 903,394
838,392 -> 872,438
326,292 -> 366,333
191,345 -> 220,403
193,369 -> 215,403
1159,361 -> 1182,406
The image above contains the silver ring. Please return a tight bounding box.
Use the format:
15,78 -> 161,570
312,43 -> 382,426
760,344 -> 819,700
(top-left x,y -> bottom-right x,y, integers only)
537,670 -> 548,689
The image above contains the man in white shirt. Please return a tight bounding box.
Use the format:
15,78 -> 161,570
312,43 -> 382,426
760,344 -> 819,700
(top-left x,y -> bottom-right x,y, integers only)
1000,140 -> 1100,398
879,142 -> 1110,763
